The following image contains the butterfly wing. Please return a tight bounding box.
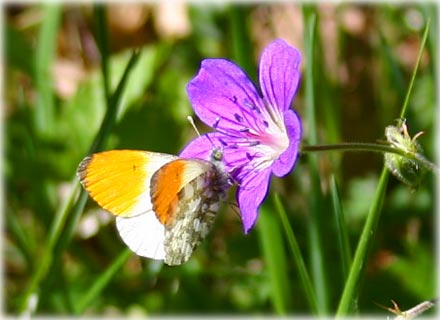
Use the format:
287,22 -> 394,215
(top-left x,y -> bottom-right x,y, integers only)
78,149 -> 178,217
150,159 -> 230,265
115,213 -> 166,260
78,150 -> 231,265
77,150 -> 177,260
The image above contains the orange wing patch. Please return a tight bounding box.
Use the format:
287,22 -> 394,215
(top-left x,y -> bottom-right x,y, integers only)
150,159 -> 187,226
78,150 -> 175,217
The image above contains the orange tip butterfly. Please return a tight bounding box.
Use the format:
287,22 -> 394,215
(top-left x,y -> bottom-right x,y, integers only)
77,148 -> 231,265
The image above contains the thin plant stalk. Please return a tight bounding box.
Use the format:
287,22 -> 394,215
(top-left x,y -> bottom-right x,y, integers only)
336,18 -> 430,317
74,249 -> 132,314
330,176 -> 352,280
34,4 -> 60,136
20,14 -> 141,313
274,194 -> 318,314
303,6 -> 329,314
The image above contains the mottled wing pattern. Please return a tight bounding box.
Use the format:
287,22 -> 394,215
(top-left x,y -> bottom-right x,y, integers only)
151,159 -> 230,265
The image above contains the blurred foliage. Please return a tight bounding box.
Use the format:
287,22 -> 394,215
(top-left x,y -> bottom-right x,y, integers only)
4,2 -> 437,317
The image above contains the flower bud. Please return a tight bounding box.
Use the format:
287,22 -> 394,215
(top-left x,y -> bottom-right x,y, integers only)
384,120 -> 425,188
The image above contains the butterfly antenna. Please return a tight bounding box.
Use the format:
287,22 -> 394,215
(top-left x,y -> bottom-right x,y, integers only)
187,116 -> 202,138
187,116 -> 217,149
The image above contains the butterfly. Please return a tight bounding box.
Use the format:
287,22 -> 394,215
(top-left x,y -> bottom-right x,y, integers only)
77,148 -> 232,265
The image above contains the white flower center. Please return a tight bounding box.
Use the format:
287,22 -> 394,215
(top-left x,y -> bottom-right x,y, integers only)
248,107 -> 289,170
213,97 -> 290,173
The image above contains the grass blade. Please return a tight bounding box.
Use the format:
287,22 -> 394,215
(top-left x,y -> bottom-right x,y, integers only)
93,4 -> 111,102
399,19 -> 431,119
34,4 -> 61,136
257,205 -> 291,315
336,18 -> 430,317
302,6 -> 329,314
336,169 -> 389,316
74,249 -> 132,314
330,176 -> 352,280
20,46 -> 141,318
274,193 -> 318,314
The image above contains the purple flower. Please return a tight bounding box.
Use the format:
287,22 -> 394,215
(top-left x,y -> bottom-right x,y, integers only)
180,39 -> 302,233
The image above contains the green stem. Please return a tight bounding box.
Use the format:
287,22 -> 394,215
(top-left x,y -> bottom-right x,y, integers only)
274,194 -> 319,314
330,176 -> 352,280
20,179 -> 81,312
302,142 -> 438,174
19,51 -> 141,316
399,19 -> 430,118
336,169 -> 389,316
74,249 -> 132,314
34,4 -> 60,136
303,7 -> 329,314
336,18 -> 430,317
302,142 -> 400,154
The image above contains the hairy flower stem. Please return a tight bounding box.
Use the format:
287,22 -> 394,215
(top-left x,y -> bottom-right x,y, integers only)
301,142 -> 438,174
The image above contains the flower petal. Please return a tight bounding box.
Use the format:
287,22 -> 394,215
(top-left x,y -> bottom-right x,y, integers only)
179,134 -> 216,161
187,59 -> 262,131
259,39 -> 301,113
180,133 -> 251,174
237,168 -> 272,233
272,109 -> 302,177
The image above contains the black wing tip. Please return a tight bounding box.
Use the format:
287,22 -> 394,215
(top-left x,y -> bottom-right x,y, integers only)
77,155 -> 93,183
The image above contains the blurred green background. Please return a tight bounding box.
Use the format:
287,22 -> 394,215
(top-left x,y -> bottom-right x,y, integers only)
5,3 -> 437,317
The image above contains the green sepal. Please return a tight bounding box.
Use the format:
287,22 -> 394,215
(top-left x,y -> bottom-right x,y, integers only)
384,119 -> 426,188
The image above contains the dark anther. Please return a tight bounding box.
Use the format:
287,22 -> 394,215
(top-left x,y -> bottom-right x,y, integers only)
219,138 -> 228,146
245,100 -> 261,114
234,113 -> 244,123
